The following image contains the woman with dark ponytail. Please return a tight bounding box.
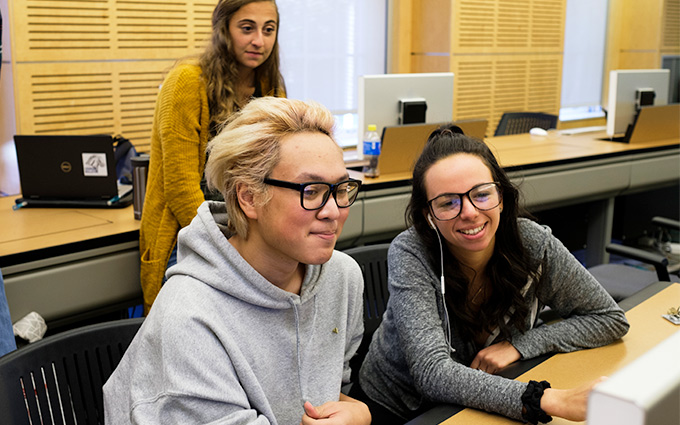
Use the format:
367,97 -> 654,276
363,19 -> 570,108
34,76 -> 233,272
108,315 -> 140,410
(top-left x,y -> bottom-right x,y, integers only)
352,124 -> 630,424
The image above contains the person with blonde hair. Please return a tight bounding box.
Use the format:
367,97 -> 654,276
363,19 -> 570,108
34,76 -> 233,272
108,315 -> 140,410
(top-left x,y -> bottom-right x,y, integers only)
140,0 -> 286,313
105,97 -> 371,425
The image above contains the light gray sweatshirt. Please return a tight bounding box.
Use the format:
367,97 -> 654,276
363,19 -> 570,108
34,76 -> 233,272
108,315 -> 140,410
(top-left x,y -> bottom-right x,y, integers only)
104,201 -> 364,424
359,218 -> 630,421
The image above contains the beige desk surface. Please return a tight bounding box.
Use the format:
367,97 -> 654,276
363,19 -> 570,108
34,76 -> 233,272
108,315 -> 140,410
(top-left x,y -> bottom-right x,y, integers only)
441,283 -> 680,425
2,130 -> 677,257
356,131 -> 679,186
0,196 -> 140,257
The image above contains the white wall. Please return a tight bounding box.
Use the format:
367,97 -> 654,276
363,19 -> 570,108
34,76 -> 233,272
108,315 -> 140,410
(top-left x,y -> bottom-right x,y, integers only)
560,0 -> 608,112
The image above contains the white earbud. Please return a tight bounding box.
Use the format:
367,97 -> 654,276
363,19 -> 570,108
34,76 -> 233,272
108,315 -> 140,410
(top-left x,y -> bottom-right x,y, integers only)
428,213 -> 445,296
427,213 -> 437,230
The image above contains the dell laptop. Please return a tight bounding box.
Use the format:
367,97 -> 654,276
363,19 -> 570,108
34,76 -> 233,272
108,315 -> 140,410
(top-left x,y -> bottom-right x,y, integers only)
13,134 -> 133,208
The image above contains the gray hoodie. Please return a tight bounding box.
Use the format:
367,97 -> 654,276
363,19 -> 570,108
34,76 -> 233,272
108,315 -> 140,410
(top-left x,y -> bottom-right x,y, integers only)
104,201 -> 364,424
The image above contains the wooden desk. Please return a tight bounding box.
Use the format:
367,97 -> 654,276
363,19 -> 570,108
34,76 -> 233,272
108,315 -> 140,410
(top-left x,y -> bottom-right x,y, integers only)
0,198 -> 139,259
1,130 -> 678,325
355,131 -> 678,185
410,282 -> 680,425
0,197 -> 141,325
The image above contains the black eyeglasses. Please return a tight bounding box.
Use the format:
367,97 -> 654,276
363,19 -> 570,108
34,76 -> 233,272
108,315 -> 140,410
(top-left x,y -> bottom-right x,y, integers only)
428,182 -> 502,221
263,178 -> 362,211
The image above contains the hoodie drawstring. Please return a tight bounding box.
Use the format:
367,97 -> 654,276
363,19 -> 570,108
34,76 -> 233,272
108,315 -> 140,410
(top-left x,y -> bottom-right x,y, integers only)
291,300 -> 304,403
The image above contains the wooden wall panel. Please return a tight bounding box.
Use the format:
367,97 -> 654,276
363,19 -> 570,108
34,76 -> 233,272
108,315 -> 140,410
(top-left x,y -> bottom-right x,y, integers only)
663,0 -> 680,51
388,0 -> 414,73
391,0 -> 565,137
411,0 -> 450,54
10,0 -> 214,62
617,52 -> 665,70
452,55 -> 562,136
13,61 -> 173,152
618,0 -> 662,52
451,0 -> 564,53
410,55 -> 450,73
603,0 -> 679,99
7,0 -> 218,153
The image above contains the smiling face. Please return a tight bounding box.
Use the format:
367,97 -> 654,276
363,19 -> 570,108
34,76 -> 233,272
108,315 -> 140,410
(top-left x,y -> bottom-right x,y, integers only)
249,131 -> 350,267
228,1 -> 278,72
424,153 -> 503,265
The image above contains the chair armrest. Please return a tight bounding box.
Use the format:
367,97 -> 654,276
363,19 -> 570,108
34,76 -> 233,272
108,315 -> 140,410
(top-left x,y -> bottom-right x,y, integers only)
652,216 -> 680,231
605,244 -> 670,282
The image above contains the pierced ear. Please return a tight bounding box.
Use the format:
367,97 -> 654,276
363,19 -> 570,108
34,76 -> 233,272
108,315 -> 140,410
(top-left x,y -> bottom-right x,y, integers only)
236,183 -> 258,220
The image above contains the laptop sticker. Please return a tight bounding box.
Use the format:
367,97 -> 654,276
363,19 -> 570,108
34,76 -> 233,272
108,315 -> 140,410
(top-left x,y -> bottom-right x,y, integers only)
82,153 -> 108,177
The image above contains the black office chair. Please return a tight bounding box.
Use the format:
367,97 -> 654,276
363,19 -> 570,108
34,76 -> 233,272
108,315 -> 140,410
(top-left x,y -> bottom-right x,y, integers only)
0,317 -> 144,425
494,112 -> 558,136
343,243 -> 391,383
589,216 -> 679,302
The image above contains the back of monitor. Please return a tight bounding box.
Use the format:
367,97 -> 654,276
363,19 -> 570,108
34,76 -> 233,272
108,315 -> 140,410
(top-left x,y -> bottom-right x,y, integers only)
379,119 -> 487,175
587,331 -> 680,425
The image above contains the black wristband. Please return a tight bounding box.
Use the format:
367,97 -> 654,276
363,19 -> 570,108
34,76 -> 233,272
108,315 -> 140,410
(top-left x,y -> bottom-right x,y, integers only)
521,380 -> 553,424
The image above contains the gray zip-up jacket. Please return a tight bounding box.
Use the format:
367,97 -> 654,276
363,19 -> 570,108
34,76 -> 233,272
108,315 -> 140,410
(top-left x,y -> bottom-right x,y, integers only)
104,201 -> 364,424
359,218 -> 629,421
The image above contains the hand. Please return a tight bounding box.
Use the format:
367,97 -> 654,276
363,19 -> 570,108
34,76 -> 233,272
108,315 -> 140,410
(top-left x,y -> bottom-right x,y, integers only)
300,395 -> 371,425
540,376 -> 607,421
470,340 -> 521,374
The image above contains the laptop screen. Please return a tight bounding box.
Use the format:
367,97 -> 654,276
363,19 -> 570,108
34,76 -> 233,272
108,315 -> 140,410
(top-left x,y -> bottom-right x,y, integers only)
14,134 -> 120,201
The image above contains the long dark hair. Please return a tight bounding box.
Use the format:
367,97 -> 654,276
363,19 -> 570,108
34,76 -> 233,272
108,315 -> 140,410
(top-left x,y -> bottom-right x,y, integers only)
406,124 -> 541,342
199,0 -> 286,126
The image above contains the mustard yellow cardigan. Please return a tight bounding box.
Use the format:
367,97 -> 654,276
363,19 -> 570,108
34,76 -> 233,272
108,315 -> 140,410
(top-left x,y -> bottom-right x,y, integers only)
140,63 -> 284,313
140,63 -> 210,313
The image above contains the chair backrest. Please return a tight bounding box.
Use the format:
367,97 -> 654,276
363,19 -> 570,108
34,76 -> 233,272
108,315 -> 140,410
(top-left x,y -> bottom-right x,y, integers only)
589,240 -> 673,302
344,243 -> 391,334
0,317 -> 144,425
343,243 -> 391,382
494,112 -> 558,136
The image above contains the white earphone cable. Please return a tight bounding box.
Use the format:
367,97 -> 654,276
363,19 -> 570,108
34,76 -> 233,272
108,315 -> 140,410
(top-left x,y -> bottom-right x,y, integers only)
431,221 -> 454,354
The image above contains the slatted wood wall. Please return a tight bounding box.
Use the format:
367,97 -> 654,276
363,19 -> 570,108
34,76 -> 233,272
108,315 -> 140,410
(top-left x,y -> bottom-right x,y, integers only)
603,0 -> 680,101
400,0 -> 566,137
663,0 -> 680,51
8,0 -> 217,152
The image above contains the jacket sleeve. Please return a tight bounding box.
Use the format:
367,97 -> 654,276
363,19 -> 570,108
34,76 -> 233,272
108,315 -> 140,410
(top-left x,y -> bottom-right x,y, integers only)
156,65 -> 209,229
510,221 -> 630,359
386,233 -> 528,420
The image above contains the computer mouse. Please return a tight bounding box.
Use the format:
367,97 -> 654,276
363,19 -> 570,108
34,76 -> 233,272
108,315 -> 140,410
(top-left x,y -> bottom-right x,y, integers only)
529,127 -> 549,136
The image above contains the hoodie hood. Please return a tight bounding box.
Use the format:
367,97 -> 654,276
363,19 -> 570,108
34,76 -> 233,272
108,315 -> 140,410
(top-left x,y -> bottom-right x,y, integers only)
168,201 -> 323,309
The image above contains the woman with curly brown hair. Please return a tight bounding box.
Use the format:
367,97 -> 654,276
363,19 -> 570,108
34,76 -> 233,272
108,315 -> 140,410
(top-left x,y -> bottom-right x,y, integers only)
140,0 -> 285,313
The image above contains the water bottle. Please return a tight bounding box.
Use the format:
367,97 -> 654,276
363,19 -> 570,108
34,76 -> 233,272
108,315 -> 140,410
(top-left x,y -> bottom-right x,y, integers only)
131,154 -> 150,220
362,124 -> 381,177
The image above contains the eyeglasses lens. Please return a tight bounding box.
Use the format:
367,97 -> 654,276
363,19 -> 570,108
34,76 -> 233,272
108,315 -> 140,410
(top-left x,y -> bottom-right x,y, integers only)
302,181 -> 360,210
432,184 -> 500,220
